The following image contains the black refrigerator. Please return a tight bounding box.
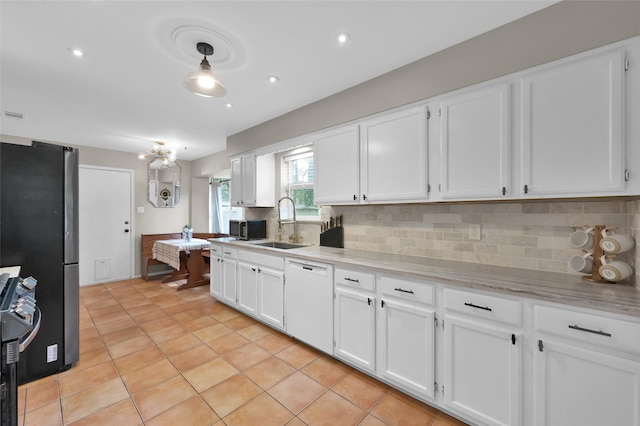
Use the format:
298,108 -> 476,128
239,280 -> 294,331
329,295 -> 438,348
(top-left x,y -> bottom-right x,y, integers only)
0,141 -> 79,384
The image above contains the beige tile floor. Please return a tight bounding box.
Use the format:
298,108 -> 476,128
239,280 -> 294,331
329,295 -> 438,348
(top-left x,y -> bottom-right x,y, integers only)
18,276 -> 468,426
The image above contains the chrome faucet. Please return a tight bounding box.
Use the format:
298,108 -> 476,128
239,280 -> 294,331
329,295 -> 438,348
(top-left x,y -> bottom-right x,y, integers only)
277,196 -> 298,242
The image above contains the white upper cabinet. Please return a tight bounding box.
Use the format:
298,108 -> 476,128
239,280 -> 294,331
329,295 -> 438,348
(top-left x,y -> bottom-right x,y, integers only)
360,106 -> 429,203
314,125 -> 360,204
519,48 -> 627,197
439,83 -> 511,200
230,152 -> 275,207
314,106 -> 428,205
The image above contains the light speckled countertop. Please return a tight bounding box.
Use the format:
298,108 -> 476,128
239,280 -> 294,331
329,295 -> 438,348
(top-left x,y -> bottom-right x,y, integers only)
210,238 -> 640,319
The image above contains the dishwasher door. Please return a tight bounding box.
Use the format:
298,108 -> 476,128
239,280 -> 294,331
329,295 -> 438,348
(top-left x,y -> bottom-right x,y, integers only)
285,259 -> 334,354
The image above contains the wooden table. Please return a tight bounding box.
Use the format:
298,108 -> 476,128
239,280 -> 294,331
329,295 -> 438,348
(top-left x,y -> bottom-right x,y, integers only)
152,238 -> 211,290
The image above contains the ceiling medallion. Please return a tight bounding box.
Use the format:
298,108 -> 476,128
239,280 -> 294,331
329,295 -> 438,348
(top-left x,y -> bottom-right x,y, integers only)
156,19 -> 245,71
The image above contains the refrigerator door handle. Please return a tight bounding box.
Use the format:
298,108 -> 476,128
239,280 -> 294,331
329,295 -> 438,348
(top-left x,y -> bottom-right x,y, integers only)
64,147 -> 79,265
19,308 -> 41,352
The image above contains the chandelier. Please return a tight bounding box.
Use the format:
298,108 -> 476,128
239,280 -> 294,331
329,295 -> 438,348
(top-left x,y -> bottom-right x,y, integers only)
137,141 -> 176,166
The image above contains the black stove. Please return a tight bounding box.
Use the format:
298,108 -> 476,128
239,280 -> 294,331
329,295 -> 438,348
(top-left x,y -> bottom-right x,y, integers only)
0,273 -> 40,426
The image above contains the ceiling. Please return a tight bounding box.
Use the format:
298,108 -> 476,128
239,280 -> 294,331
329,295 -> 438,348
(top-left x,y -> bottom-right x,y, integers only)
0,1 -> 556,161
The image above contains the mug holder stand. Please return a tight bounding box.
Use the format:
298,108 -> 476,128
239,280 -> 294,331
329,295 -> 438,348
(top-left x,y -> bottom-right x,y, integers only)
581,224 -> 616,284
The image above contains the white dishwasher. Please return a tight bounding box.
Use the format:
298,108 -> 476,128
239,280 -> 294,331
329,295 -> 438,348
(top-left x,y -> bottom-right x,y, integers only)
285,258 -> 334,354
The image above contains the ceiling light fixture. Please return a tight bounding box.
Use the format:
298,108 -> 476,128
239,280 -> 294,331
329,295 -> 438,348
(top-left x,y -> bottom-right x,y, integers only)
336,33 -> 350,44
68,48 -> 84,57
224,103 -> 233,108
137,141 -> 177,166
183,42 -> 227,98
266,75 -> 280,84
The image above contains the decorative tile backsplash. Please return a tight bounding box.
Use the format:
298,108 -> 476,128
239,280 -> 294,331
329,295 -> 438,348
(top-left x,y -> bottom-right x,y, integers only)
249,199 -> 638,288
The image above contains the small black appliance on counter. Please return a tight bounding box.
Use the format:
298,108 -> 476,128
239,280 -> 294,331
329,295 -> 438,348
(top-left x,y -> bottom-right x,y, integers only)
229,220 -> 267,240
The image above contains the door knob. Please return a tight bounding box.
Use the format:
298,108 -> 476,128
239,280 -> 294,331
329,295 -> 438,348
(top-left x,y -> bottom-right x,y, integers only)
124,229 -> 130,233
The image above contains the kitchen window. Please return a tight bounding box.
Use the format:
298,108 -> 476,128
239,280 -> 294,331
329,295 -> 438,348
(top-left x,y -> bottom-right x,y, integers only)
282,148 -> 320,221
210,179 -> 243,233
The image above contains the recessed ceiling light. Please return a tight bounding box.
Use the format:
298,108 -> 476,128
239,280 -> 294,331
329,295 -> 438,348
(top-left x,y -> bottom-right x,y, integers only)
336,33 -> 350,44
224,103 -> 233,108
67,48 -> 84,57
266,75 -> 280,84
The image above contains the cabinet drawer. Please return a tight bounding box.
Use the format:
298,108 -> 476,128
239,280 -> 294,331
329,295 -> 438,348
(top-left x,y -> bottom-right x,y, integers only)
443,288 -> 521,326
534,304 -> 640,354
210,244 -> 223,256
238,249 -> 284,270
378,275 -> 434,306
335,267 -> 375,291
221,247 -> 237,259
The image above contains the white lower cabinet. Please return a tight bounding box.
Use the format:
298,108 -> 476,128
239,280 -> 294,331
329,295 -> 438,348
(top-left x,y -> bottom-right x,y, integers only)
257,266 -> 285,330
334,267 -> 376,372
237,261 -> 259,316
237,249 -> 285,329
443,315 -> 521,426
220,248 -> 238,306
442,288 -> 522,426
532,304 -> 640,426
377,275 -> 436,400
209,244 -> 223,298
378,297 -> 435,400
333,272 -> 436,400
532,338 -> 640,426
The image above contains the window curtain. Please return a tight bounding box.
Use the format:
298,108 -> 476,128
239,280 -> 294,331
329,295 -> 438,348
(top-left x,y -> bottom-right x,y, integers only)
209,179 -> 223,233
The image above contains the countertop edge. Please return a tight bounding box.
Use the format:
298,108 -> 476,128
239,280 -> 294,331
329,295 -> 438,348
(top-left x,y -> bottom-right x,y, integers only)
209,238 -> 640,319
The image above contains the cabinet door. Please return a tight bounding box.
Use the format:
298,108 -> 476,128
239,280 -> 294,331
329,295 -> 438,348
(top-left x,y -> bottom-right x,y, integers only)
314,125 -> 360,204
440,83 -> 511,199
360,106 -> 428,203
378,298 -> 435,400
241,154 -> 257,205
237,262 -> 258,316
221,259 -> 237,305
258,266 -> 285,330
334,287 -> 376,372
443,315 -> 521,426
520,49 -> 626,197
230,157 -> 242,206
210,256 -> 223,298
533,337 -> 640,426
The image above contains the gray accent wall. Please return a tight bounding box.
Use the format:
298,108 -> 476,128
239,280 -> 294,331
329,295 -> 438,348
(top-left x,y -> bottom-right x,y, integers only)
227,1 -> 640,156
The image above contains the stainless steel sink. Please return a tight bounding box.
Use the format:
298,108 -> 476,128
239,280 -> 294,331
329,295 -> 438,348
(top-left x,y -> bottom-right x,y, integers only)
252,241 -> 307,250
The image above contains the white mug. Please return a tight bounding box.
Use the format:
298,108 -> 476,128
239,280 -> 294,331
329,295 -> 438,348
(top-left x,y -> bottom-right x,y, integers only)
599,229 -> 635,254
569,227 -> 594,250
599,255 -> 633,282
568,253 -> 593,274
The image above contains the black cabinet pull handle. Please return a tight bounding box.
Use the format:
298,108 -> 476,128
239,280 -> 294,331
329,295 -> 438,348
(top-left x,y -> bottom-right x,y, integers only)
464,302 -> 492,312
367,298 -> 371,306
345,277 -> 359,283
568,324 -> 612,337
353,194 -> 357,201
524,184 -> 529,194
302,266 -> 313,271
363,194 -> 367,201
394,288 -> 414,294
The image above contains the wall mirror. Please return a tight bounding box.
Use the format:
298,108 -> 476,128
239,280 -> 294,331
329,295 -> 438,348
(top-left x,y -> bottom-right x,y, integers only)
148,159 -> 181,207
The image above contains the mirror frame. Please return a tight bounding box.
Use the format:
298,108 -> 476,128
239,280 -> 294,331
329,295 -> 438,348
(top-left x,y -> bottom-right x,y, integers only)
147,159 -> 181,208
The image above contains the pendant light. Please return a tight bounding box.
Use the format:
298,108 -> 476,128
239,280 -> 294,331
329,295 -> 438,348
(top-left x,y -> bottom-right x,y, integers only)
183,42 -> 227,97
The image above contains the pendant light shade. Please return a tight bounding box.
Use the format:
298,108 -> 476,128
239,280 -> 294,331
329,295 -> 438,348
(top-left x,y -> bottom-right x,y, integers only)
183,42 -> 227,98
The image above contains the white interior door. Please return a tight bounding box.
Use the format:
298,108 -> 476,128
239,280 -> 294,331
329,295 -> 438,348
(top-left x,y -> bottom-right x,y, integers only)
79,166 -> 133,286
